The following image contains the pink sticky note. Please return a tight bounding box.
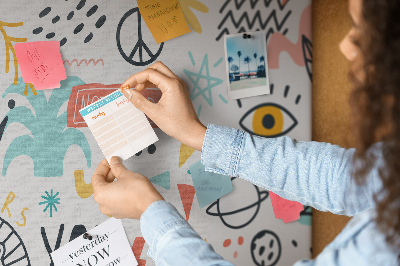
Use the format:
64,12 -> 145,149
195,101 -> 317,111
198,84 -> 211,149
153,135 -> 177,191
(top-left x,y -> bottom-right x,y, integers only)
14,41 -> 67,90
270,192 -> 304,223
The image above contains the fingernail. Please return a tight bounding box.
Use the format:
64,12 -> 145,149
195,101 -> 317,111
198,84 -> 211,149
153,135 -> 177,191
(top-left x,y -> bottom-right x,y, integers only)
124,89 -> 133,100
110,156 -> 122,165
120,85 -> 130,92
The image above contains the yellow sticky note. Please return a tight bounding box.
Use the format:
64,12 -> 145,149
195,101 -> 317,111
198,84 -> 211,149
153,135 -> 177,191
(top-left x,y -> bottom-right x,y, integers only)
137,0 -> 191,44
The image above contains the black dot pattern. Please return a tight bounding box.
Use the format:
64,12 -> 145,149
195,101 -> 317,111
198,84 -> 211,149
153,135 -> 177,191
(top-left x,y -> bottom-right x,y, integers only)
84,32 -> 93,43
76,0 -> 86,10
60,37 -> 67,46
67,11 -> 74,20
86,5 -> 98,17
46,32 -> 55,39
33,27 -> 43,34
39,7 -> 51,18
52,16 -> 60,24
74,23 -> 84,34
34,1 -> 106,46
95,15 -> 106,28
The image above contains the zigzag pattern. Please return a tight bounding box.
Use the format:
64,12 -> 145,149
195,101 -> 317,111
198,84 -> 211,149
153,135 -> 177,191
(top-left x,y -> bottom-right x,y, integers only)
216,10 -> 291,41
219,0 -> 289,13
63,59 -> 104,67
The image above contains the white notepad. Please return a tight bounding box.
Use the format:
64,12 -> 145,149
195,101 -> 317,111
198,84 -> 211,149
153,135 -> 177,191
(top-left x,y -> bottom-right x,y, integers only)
80,90 -> 158,161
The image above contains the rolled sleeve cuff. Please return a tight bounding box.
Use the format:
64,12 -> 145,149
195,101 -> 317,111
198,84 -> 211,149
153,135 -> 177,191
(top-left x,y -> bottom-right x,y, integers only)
140,200 -> 190,260
201,124 -> 245,176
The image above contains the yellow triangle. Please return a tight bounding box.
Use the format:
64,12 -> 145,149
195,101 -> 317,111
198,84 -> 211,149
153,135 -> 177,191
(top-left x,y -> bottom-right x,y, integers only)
179,143 -> 196,168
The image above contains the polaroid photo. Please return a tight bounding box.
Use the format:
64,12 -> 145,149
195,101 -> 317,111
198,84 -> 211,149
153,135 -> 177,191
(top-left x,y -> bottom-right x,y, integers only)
224,31 -> 270,100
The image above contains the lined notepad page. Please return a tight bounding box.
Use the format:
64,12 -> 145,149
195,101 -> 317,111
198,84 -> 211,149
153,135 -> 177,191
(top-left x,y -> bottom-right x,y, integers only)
80,90 -> 158,161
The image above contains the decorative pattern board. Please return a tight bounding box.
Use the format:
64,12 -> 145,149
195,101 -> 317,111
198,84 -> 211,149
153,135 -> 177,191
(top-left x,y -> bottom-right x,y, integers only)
0,0 -> 312,265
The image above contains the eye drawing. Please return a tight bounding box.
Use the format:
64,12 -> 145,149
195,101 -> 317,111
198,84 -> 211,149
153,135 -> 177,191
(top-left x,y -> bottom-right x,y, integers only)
239,103 -> 298,137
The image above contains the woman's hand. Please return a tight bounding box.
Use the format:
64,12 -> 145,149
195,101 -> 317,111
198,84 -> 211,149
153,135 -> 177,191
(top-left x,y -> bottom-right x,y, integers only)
91,157 -> 164,219
120,61 -> 206,151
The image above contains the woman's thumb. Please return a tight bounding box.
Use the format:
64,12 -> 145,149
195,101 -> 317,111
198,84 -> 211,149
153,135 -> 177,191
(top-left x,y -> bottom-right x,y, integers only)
122,89 -> 154,115
109,156 -> 128,179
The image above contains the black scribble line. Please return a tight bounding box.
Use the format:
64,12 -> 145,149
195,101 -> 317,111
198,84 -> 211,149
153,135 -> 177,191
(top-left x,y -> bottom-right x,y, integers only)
219,0 -> 275,13
219,0 -> 292,13
284,85 -> 290,97
295,95 -> 301,104
216,10 -> 292,41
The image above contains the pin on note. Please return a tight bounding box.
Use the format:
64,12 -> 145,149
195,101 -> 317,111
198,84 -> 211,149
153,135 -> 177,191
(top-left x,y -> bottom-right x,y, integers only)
51,218 -> 138,266
14,41 -> 67,90
79,90 -> 158,162
137,0 -> 191,44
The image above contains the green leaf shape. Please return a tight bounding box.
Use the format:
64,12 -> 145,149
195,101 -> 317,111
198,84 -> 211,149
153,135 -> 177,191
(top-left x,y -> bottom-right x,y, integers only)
2,76 -> 92,177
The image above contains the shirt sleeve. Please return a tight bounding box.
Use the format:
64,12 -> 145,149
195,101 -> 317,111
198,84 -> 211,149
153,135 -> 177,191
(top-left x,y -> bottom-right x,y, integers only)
140,200 -> 234,266
201,124 -> 383,216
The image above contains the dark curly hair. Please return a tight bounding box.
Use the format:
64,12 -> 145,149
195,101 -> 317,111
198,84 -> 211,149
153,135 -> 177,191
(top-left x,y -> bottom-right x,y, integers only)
350,0 -> 400,251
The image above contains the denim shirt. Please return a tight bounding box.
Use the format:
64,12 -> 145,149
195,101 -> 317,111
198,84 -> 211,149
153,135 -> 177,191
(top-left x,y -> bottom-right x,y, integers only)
140,124 -> 399,265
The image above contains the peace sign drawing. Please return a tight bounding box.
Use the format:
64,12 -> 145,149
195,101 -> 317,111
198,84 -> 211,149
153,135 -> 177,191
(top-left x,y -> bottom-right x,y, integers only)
116,7 -> 164,66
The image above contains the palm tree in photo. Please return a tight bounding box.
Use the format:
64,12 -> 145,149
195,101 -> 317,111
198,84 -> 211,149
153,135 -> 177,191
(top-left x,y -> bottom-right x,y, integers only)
227,56 -> 234,73
253,53 -> 258,73
244,56 -> 252,78
237,51 -> 242,76
260,55 -> 266,71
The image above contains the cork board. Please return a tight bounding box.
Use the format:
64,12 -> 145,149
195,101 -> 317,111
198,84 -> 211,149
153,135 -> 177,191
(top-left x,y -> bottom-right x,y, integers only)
312,0 -> 353,257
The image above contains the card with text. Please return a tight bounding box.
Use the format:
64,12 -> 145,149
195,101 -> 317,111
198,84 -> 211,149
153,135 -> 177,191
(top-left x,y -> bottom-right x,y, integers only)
190,161 -> 233,208
51,218 -> 138,266
14,41 -> 67,90
80,90 -> 158,161
137,0 -> 191,43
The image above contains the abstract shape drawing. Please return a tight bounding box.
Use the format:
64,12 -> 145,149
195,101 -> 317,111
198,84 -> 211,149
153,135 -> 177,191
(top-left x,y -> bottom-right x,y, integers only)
269,191 -> 304,223
216,4 -> 292,41
239,102 -> 298,138
41,224 -> 64,266
116,8 -> 164,66
39,189 -> 60,217
0,99 -> 15,142
0,21 -> 27,85
251,230 -> 281,266
33,3 -> 107,46
179,0 -> 209,33
183,54 -> 223,106
179,143 -> 196,167
177,184 -> 196,221
132,237 -> 146,266
74,170 -> 94,199
0,217 -> 31,265
206,177 -> 269,229
2,76 -> 92,177
64,58 -> 104,67
298,206 -> 312,226
267,5 -> 311,69
149,171 -> 170,190
302,35 -> 312,81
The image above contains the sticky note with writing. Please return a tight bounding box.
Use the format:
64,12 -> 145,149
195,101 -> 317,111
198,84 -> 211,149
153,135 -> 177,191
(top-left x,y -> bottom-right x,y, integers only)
190,161 -> 233,208
137,0 -> 191,44
79,90 -> 158,162
14,41 -> 67,90
51,218 -> 137,266
270,192 -> 304,223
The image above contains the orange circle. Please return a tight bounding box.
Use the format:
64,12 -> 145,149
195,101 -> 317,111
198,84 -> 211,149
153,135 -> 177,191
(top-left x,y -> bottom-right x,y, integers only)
223,239 -> 231,247
252,106 -> 284,136
238,236 -> 244,245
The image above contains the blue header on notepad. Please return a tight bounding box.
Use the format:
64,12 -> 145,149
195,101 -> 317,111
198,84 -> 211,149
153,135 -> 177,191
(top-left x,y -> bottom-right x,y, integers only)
80,91 -> 123,116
